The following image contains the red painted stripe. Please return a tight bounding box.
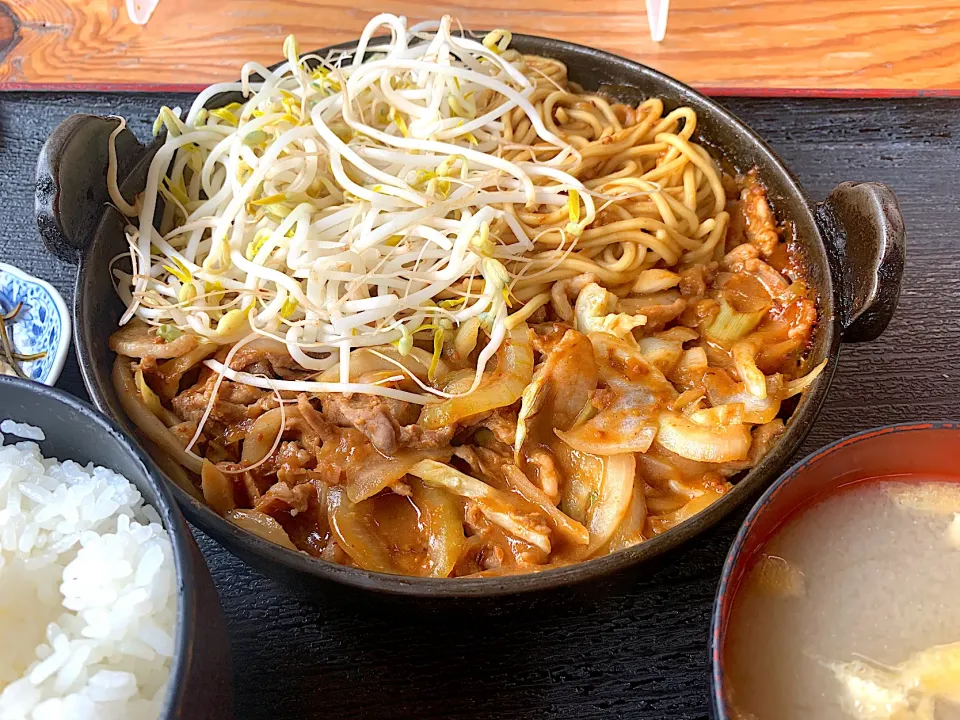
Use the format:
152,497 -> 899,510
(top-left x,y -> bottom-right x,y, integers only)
1,80 -> 959,98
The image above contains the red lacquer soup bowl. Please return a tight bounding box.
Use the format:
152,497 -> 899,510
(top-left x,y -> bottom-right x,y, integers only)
709,421 -> 960,718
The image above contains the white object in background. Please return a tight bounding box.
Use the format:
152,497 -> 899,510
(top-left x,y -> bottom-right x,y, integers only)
126,0 -> 160,25
646,0 -> 670,42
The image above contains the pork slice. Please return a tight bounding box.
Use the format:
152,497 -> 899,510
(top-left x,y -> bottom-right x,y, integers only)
219,380 -> 264,406
741,172 -> 780,258
255,481 -> 314,517
322,393 -> 452,456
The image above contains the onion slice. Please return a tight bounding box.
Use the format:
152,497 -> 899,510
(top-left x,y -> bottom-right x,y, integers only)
327,486 -> 399,573
201,460 -> 236,515
410,479 -> 465,578
585,454 -> 636,554
418,325 -> 533,429
226,509 -> 297,551
655,411 -> 751,463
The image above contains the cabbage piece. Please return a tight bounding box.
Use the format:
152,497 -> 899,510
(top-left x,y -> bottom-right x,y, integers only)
556,333 -> 677,455
656,411 -> 751,463
497,461 -> 589,546
704,297 -> 766,345
516,329 -> 597,457
574,283 -> 646,339
704,369 -> 782,425
555,376 -> 658,455
408,459 -> 552,552
637,327 -> 696,375
552,441 -> 602,524
732,341 -> 767,398
418,325 -> 533,429
646,481 -> 729,535
410,479 -> 465,578
550,440 -> 634,554
226,509 -> 297,550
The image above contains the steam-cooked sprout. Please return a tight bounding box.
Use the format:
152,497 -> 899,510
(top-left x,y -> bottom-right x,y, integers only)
113,15 -> 596,403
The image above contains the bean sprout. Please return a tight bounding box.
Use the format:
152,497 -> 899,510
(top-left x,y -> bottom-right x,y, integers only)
114,14 -> 594,401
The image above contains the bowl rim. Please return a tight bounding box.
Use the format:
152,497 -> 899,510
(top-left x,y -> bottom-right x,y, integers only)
72,32 -> 841,597
0,375 -> 203,716
0,261 -> 72,386
708,420 -> 960,718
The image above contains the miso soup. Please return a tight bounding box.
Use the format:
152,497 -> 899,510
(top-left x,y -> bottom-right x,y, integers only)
724,479 -> 960,719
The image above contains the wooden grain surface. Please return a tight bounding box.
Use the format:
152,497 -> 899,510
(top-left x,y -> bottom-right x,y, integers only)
1,0 -> 960,94
3,93 -> 959,718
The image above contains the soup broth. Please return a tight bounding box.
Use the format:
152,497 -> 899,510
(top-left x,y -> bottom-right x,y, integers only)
724,479 -> 960,719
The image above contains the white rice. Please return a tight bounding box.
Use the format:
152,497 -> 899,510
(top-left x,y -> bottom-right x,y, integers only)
0,422 -> 45,443
0,423 -> 176,720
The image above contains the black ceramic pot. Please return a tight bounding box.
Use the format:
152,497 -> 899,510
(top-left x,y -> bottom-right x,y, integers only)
34,35 -> 906,598
0,376 -> 232,717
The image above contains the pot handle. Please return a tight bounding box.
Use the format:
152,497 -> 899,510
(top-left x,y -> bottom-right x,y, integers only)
816,181 -> 906,343
35,114 -> 146,264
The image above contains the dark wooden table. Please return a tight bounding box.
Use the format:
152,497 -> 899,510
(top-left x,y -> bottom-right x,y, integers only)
1,92 -> 955,719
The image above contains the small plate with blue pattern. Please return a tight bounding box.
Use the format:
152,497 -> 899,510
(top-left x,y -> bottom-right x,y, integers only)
0,262 -> 71,385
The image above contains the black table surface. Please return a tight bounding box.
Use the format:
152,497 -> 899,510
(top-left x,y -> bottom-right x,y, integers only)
2,92 -> 957,719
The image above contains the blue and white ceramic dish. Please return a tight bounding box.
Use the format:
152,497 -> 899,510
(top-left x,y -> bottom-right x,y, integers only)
0,262 -> 71,385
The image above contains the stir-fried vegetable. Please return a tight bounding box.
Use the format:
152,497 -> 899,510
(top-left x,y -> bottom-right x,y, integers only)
410,479 -> 466,578
418,324 -> 533,428
574,283 -> 646,339
408,459 -> 553,553
327,485 -> 399,573
583,454 -> 636,554
347,447 -> 451,502
656,412 -> 751,463
226,508 -> 298,550
515,328 -> 597,458
556,332 -> 676,455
